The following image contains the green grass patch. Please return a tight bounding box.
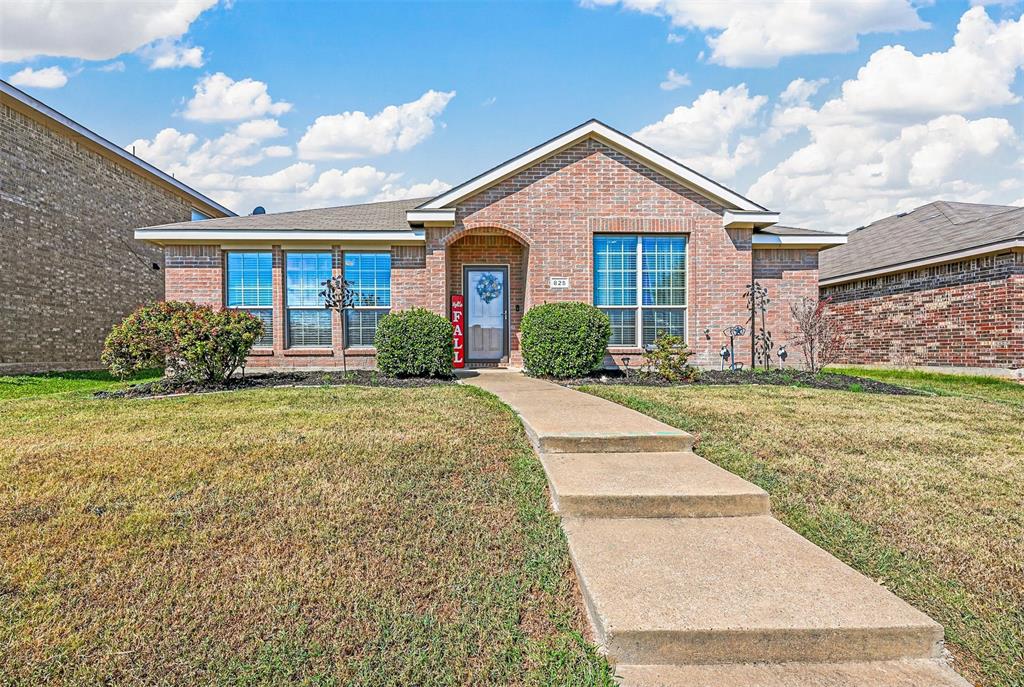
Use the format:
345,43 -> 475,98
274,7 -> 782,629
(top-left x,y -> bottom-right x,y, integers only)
0,385 -> 614,685
582,383 -> 1024,687
0,369 -> 161,401
828,366 -> 1024,408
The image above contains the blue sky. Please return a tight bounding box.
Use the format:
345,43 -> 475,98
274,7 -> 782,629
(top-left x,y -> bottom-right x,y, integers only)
2,0 -> 1023,230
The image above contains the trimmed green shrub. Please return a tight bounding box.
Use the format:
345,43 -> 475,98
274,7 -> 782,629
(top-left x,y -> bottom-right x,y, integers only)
520,302 -> 611,378
375,308 -> 454,378
102,301 -> 264,383
641,333 -> 699,382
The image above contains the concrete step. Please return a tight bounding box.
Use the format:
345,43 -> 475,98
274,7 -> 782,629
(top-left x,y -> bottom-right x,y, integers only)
564,516 -> 943,666
616,659 -> 971,687
540,451 -> 770,518
461,372 -> 692,453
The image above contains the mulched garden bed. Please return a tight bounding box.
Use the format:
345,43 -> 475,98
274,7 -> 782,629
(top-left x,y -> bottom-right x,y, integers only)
559,368 -> 922,396
95,370 -> 454,399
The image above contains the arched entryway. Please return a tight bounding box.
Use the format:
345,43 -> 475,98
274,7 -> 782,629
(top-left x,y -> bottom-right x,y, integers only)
446,229 -> 529,367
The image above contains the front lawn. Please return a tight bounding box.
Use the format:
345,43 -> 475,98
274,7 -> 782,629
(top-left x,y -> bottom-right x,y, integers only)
0,384 -> 613,685
582,380 -> 1023,687
0,369 -> 161,401
828,366 -> 1024,408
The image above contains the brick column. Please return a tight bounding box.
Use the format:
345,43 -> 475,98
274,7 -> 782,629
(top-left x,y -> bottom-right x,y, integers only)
272,245 -> 285,352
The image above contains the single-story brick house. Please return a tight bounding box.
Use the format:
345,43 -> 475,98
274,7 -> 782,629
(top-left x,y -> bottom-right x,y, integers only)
820,201 -> 1023,376
0,79 -> 233,373
136,120 -> 845,369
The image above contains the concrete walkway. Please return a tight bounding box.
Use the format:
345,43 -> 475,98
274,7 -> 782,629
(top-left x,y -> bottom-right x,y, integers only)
461,371 -> 968,687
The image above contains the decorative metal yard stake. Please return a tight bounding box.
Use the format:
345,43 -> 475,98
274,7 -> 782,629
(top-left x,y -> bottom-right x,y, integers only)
778,345 -> 788,369
744,281 -> 773,370
722,325 -> 745,371
321,276 -> 356,375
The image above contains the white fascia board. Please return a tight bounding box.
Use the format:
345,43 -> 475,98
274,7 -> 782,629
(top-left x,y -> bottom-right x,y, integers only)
405,209 -> 455,225
1,80 -> 235,217
819,238 -> 1024,286
135,229 -> 425,243
752,234 -> 847,248
418,120 -> 767,212
724,210 -> 780,228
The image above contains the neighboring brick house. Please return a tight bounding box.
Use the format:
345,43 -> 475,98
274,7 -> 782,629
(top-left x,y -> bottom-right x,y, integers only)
0,79 -> 233,373
136,120 -> 845,370
820,201 -> 1024,376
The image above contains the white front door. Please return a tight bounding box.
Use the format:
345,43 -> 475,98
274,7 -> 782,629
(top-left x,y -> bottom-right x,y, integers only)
464,266 -> 508,362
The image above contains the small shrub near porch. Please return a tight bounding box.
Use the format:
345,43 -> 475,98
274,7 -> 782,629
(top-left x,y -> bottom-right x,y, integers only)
102,301 -> 263,384
520,302 -> 611,378
374,307 -> 454,378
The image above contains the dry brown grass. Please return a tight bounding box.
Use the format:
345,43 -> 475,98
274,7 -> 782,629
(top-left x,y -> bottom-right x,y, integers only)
584,381 -> 1024,687
0,384 -> 613,686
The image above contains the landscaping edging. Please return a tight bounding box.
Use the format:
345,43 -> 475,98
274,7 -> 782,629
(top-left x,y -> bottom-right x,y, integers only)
95,370 -> 454,399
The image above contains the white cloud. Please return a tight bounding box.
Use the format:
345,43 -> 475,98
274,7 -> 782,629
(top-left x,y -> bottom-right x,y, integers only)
235,118 -> 286,140
297,89 -> 455,160
779,78 -> 829,106
659,68 -> 690,91
633,84 -> 768,178
373,178 -> 451,202
0,0 -> 217,62
98,61 -> 126,73
586,0 -> 927,67
304,166 -> 401,200
263,145 -> 292,158
749,115 -> 1020,229
822,7 -> 1024,119
183,72 -> 292,122
8,66 -> 69,89
141,39 -> 204,69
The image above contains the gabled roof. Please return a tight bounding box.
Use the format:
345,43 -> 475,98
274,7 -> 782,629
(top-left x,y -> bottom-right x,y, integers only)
415,119 -> 770,215
820,201 -> 1024,284
1,79 -> 234,218
135,198 -> 427,244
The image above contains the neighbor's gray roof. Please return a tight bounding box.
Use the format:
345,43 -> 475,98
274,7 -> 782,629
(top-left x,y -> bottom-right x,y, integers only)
138,197 -> 429,232
820,201 -> 1024,281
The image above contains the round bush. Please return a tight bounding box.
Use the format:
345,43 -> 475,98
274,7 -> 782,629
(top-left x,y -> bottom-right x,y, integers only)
374,308 -> 454,378
520,302 -> 611,378
102,301 -> 264,383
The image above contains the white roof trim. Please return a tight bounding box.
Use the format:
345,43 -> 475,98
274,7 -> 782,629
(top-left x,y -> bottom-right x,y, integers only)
820,238 -> 1024,286
1,79 -> 235,217
135,229 -> 424,243
724,210 -> 780,228
417,120 -> 768,212
406,208 -> 455,225
752,234 -> 847,248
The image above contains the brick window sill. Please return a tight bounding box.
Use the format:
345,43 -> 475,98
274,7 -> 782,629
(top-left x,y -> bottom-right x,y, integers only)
343,348 -> 376,357
248,349 -> 275,357
283,348 -> 334,357
607,347 -> 645,355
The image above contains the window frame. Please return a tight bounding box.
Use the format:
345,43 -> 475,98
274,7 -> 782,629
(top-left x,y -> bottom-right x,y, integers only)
223,250 -> 274,349
593,234 -> 688,348
343,250 -> 392,349
284,251 -> 334,349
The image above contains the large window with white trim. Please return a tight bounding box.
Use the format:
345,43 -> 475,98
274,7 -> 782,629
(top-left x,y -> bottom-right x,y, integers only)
225,251 -> 273,348
286,252 -> 333,348
593,235 -> 687,347
344,251 -> 391,348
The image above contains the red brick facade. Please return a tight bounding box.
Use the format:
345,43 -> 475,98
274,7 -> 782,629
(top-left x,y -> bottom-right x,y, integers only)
821,251 -> 1024,371
163,139 -> 825,369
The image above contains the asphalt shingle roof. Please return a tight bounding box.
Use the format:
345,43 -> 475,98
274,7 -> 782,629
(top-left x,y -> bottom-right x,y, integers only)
137,197 -> 430,232
819,201 -> 1024,281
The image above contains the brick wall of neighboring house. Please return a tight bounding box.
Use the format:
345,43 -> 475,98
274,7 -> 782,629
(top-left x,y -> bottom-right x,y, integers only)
821,251 -> 1024,370
751,249 -> 820,368
0,101 -> 207,373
